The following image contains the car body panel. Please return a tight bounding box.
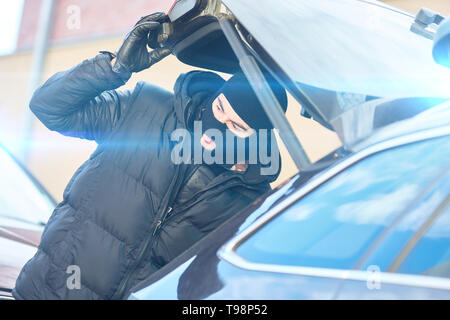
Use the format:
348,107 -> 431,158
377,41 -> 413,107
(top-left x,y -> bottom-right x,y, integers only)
129,253 -> 450,300
131,257 -> 344,300
335,280 -> 450,299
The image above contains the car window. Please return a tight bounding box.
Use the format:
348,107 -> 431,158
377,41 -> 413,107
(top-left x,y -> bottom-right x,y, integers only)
235,136 -> 450,270
360,169 -> 450,272
397,202 -> 450,278
0,147 -> 54,226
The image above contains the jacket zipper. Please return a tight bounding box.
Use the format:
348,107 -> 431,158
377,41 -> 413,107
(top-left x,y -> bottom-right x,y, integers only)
113,166 -> 266,298
152,206 -> 171,236
152,170 -> 268,239
112,165 -> 183,299
144,178 -> 265,267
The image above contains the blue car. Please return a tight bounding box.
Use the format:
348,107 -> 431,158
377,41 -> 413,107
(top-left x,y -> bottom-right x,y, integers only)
128,0 -> 450,299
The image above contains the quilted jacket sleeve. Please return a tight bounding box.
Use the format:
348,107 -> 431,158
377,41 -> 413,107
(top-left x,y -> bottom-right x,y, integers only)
29,52 -> 135,142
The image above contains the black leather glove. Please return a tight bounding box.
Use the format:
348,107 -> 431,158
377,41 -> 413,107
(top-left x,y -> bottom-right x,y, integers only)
112,12 -> 172,73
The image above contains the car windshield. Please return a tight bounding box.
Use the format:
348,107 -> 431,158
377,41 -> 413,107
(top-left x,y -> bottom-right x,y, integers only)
0,146 -> 54,226
223,0 -> 450,143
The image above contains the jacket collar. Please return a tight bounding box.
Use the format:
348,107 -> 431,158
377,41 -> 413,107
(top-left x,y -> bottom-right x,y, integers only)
173,71 -> 225,129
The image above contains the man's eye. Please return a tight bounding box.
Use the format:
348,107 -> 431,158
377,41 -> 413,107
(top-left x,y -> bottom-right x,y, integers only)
232,122 -> 245,132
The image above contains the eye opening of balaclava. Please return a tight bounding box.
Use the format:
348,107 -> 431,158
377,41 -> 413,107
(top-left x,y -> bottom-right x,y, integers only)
199,71 -> 288,168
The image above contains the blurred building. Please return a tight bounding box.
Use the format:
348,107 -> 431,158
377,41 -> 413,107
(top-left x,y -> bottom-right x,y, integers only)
0,0 -> 448,200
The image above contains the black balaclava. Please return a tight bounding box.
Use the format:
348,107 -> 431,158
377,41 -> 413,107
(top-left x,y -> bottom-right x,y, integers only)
199,72 -> 288,167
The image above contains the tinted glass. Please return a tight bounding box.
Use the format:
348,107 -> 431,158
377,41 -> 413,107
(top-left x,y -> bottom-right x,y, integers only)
361,170 -> 450,271
236,136 -> 450,270
398,203 -> 450,278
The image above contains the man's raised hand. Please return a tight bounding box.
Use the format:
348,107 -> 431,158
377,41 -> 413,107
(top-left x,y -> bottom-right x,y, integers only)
112,12 -> 172,73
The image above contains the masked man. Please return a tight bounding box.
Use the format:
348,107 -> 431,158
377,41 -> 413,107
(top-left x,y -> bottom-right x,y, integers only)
13,13 -> 287,300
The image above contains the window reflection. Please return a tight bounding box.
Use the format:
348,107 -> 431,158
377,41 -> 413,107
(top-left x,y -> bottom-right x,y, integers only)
236,137 -> 450,270
399,203 -> 450,278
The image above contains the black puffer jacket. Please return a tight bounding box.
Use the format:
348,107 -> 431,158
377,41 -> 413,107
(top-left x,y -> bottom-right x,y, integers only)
13,53 -> 278,300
